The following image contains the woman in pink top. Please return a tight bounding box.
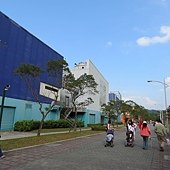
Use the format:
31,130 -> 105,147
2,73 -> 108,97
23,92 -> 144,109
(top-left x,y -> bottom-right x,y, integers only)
140,121 -> 151,150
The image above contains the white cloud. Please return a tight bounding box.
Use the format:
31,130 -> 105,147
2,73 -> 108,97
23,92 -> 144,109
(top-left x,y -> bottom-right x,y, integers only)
106,41 -> 112,47
136,26 -> 170,46
122,95 -> 157,109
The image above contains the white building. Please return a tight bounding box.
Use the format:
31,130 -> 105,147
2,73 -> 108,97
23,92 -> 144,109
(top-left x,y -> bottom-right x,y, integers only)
71,59 -> 109,125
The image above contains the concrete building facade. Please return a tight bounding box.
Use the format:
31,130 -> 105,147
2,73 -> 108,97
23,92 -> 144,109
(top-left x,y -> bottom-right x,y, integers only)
71,60 -> 109,125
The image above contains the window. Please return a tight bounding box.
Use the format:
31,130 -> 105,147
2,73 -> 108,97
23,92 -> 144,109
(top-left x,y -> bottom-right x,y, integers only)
25,103 -> 32,109
45,85 -> 58,93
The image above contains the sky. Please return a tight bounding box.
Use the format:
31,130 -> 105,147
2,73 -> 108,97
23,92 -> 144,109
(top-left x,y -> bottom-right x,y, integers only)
1,0 -> 170,110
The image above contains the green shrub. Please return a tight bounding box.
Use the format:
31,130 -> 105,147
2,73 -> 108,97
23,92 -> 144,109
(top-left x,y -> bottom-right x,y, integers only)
57,119 -> 70,128
32,121 -> 40,130
14,120 -> 34,131
87,123 -> 102,127
90,124 -> 106,131
14,119 -> 84,131
77,121 -> 84,127
43,120 -> 57,128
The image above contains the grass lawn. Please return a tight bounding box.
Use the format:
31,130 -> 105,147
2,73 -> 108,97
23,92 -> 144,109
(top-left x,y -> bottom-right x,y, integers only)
31,127 -> 90,133
1,130 -> 103,151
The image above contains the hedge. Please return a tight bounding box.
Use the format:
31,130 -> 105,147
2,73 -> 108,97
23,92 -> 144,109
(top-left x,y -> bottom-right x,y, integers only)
14,119 -> 84,132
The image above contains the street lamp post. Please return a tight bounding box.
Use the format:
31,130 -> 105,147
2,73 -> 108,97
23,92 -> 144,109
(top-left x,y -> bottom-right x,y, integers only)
0,85 -> 10,137
147,79 -> 169,133
159,110 -> 164,124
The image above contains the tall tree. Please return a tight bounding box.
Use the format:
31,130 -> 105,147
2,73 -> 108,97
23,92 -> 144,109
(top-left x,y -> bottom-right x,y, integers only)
122,100 -> 152,122
15,60 -> 66,136
101,101 -> 117,123
63,71 -> 98,130
15,59 -> 98,134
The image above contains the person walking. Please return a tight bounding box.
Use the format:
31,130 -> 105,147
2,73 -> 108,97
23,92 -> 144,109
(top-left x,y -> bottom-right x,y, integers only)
0,145 -> 5,159
140,121 -> 151,150
154,119 -> 167,152
127,119 -> 137,139
138,118 -> 143,129
0,135 -> 5,159
106,119 -> 112,131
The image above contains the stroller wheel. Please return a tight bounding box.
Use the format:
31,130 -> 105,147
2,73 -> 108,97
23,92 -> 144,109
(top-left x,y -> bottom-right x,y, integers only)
125,142 -> 130,147
110,142 -> 114,147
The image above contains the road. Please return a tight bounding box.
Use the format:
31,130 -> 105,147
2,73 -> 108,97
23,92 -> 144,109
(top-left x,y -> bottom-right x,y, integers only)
0,126 -> 169,170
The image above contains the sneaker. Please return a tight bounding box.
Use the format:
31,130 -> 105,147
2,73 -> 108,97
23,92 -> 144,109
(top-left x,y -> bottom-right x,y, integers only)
0,155 -> 5,159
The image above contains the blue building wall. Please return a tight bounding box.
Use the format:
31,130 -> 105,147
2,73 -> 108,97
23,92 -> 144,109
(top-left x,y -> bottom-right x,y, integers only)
84,109 -> 101,126
0,11 -> 63,103
0,11 -> 102,130
0,12 -> 63,130
0,97 -> 60,130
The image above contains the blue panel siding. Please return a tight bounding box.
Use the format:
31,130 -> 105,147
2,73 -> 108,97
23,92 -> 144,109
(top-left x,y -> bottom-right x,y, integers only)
89,114 -> 95,124
0,11 -> 63,130
0,96 -> 102,130
49,110 -> 59,120
77,114 -> 84,122
84,109 -> 101,126
0,97 -> 60,130
0,107 -> 15,130
0,12 -> 63,104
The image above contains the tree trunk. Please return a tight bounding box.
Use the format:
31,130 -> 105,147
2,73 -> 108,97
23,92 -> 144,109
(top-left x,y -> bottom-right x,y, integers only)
74,107 -> 77,131
37,116 -> 45,136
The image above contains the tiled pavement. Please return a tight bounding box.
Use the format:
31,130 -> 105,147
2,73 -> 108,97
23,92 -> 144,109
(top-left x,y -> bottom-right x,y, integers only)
0,126 -> 169,170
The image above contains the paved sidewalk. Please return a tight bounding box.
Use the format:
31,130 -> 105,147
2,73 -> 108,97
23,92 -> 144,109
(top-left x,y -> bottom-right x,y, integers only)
0,126 -> 169,170
0,128 -> 91,140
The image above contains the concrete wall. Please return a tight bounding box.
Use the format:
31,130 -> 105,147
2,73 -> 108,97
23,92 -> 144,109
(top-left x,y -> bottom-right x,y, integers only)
71,60 -> 109,125
0,96 -> 60,130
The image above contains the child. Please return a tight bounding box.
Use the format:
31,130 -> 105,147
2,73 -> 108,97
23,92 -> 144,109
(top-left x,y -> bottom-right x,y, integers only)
125,119 -> 136,147
0,148 -> 5,159
105,126 -> 114,147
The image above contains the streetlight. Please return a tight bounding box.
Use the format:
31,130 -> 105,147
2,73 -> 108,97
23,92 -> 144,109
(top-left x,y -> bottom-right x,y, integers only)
0,85 -> 10,137
147,79 -> 169,133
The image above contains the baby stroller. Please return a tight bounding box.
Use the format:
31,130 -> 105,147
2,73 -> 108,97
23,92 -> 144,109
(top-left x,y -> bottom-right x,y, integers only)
105,129 -> 114,147
125,130 -> 134,147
